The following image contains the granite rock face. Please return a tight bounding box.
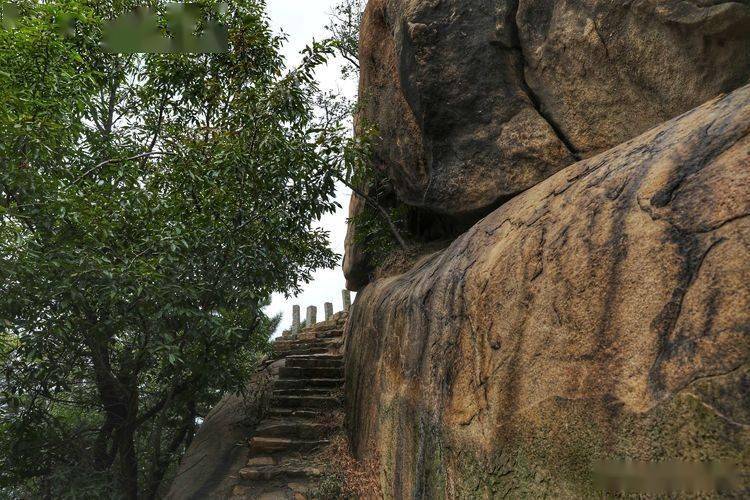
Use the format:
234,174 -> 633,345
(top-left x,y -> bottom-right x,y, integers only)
518,0 -> 750,158
357,0 -> 750,216
345,85 -> 750,497
345,0 -> 750,290
358,0 -> 577,217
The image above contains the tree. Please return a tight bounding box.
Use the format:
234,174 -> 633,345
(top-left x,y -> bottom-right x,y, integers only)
326,0 -> 364,80
0,1 -> 346,497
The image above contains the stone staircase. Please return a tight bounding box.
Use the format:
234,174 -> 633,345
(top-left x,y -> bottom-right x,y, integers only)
231,315 -> 346,499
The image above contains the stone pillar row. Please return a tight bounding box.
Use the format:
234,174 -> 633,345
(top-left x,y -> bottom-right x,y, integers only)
290,290 -> 351,329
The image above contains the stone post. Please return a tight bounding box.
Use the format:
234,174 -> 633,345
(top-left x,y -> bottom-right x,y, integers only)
306,305 -> 317,326
342,289 -> 352,311
324,302 -> 334,321
292,305 -> 301,334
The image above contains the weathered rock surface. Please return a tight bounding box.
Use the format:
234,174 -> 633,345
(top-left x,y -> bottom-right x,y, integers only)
519,0 -> 750,158
357,0 -> 750,217
358,0 -> 577,217
345,86 -> 750,497
346,0 -> 750,290
343,192 -> 372,291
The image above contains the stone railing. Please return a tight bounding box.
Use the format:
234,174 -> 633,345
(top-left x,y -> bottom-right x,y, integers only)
284,290 -> 352,338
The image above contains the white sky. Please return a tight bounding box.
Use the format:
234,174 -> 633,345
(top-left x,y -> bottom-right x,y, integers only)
265,0 -> 357,336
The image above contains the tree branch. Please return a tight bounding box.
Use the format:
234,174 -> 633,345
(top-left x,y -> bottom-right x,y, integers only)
337,176 -> 408,250
72,152 -> 174,186
135,377 -> 196,427
140,94 -> 169,169
341,51 -> 360,69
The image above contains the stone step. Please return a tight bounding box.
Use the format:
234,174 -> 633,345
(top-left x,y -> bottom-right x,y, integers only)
296,332 -> 321,341
315,329 -> 344,339
249,436 -> 329,455
274,387 -> 338,397
271,394 -> 340,410
276,335 -> 341,344
274,346 -> 328,355
274,378 -> 344,390
254,420 -> 331,440
273,348 -> 341,358
246,456 -> 276,467
274,336 -> 339,345
278,366 -> 343,380
296,329 -> 343,341
273,340 -> 341,352
273,346 -> 330,357
266,408 -> 322,419
239,464 -> 323,482
286,353 -> 343,360
285,357 -> 343,369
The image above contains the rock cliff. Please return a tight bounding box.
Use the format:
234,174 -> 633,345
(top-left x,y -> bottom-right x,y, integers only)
345,0 -> 750,290
345,81 -> 750,497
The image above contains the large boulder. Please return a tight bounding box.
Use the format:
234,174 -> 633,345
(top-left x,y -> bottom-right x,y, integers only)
518,0 -> 750,158
346,0 -> 750,290
357,0 -> 750,217
345,86 -> 750,497
358,0 -> 577,217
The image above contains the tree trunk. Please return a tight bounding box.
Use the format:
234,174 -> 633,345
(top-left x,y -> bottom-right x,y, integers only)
143,401 -> 196,500
116,424 -> 139,500
86,332 -> 141,498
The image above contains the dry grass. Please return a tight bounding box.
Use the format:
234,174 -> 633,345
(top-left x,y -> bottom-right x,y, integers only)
372,239 -> 451,282
316,434 -> 382,499
305,410 -> 382,498
316,409 -> 344,432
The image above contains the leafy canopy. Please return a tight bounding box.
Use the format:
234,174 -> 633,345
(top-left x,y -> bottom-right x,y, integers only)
0,0 -> 349,497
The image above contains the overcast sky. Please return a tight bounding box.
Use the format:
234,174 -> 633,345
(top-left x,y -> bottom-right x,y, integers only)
265,0 -> 358,336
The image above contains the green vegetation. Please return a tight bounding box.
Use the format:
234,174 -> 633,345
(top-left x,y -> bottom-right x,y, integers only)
0,1 -> 352,497
325,0 -> 363,80
350,192 -> 410,266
